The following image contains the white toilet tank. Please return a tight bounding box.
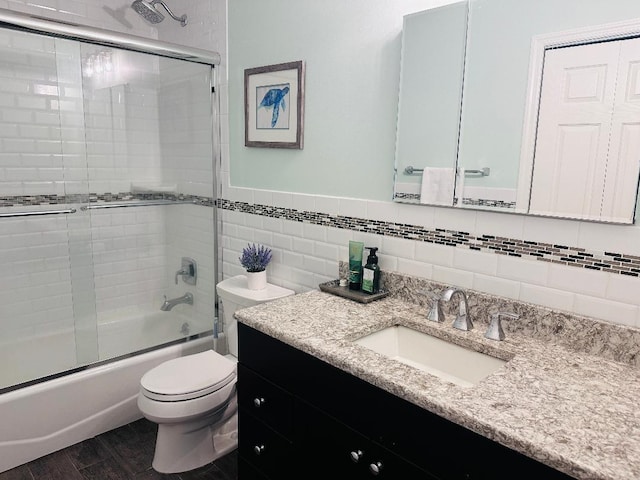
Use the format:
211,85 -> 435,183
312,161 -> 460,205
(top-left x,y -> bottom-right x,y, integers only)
216,275 -> 294,356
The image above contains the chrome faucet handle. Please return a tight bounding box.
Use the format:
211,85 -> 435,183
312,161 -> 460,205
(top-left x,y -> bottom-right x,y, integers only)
485,311 -> 519,341
418,290 -> 444,322
175,257 -> 197,285
426,298 -> 444,322
175,267 -> 188,284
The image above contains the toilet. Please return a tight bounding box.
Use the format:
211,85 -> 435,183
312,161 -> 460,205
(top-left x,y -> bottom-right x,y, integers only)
137,275 -> 295,473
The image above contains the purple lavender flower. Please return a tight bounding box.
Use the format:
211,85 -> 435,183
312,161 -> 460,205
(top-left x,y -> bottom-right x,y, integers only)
239,243 -> 272,272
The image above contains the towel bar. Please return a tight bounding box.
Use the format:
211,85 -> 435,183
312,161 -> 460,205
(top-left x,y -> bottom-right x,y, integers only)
404,165 -> 490,177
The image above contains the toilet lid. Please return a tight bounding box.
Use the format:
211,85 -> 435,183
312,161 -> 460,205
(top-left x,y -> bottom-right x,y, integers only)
141,350 -> 236,401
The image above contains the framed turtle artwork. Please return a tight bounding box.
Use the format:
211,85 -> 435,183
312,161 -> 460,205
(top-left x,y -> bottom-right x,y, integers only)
244,60 -> 305,149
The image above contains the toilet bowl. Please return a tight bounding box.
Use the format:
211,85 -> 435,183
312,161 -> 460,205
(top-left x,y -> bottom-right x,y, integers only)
137,275 -> 294,473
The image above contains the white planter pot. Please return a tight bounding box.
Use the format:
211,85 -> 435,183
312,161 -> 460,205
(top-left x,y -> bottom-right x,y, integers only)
246,270 -> 267,290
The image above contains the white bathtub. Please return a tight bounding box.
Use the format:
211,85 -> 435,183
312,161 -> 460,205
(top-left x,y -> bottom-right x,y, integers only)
0,313 -> 214,473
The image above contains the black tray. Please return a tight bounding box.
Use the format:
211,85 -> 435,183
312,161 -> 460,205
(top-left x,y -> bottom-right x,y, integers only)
318,280 -> 390,304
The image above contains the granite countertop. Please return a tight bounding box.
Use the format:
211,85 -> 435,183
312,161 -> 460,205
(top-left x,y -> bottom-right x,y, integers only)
235,290 -> 640,480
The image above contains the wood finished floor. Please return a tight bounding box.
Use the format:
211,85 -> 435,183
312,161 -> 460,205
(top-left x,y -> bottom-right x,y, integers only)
0,418 -> 237,480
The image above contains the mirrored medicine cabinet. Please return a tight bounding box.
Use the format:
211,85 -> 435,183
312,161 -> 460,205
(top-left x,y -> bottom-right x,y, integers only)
393,0 -> 640,224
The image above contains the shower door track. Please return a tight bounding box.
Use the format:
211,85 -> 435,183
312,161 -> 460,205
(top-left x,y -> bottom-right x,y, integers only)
0,331 -> 213,396
0,7 -> 220,66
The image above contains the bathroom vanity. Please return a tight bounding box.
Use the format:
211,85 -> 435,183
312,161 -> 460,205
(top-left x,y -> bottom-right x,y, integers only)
238,322 -> 571,479
235,289 -> 640,480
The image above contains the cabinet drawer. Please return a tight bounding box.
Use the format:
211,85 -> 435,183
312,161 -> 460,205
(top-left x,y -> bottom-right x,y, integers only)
238,363 -> 293,437
295,399 -> 366,479
295,399 -> 436,480
239,407 -> 295,480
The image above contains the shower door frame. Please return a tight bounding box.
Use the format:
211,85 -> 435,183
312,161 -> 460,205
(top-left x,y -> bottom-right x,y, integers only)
0,8 -> 220,66
0,7 -> 222,391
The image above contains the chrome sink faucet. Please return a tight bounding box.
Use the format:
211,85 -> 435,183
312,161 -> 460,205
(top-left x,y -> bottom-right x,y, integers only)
441,288 -> 473,331
161,292 -> 193,311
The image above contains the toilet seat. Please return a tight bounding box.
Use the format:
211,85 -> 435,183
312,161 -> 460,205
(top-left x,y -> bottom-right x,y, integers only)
141,350 -> 236,402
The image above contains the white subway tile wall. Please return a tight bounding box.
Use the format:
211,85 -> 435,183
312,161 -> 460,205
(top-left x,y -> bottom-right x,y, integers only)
0,30 -> 64,196
158,57 -> 215,198
0,215 -> 74,340
220,185 -> 640,329
89,207 -> 167,324
0,0 -> 225,380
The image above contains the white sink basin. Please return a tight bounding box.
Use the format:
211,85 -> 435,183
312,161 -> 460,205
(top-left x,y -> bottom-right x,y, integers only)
353,325 -> 507,387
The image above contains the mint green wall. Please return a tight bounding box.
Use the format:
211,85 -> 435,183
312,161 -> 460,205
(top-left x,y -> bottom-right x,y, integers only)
228,0 -> 444,201
459,0 -> 640,189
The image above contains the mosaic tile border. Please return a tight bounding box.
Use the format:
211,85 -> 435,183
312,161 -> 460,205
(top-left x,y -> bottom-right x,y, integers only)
219,198 -> 640,278
461,198 -> 516,209
393,192 -> 421,201
393,192 -> 516,209
0,193 -> 215,208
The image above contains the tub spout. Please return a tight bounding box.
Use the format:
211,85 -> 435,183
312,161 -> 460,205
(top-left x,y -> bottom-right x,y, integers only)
161,292 -> 193,311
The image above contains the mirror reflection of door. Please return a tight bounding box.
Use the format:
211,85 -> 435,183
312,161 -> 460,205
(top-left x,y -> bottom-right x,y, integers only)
529,38 -> 640,223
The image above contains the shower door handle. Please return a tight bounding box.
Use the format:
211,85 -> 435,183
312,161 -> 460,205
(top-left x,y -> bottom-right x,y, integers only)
0,208 -> 76,218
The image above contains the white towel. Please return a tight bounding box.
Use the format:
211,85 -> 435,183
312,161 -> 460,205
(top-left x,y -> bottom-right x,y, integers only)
419,167 -> 455,205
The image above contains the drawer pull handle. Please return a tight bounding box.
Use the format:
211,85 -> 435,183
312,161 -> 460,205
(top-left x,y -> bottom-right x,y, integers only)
254,444 -> 265,455
253,397 -> 266,407
350,449 -> 364,463
369,461 -> 383,476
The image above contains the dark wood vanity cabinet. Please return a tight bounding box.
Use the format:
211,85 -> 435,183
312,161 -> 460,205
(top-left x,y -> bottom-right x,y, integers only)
237,323 -> 575,480
295,398 -> 436,480
237,364 -> 294,480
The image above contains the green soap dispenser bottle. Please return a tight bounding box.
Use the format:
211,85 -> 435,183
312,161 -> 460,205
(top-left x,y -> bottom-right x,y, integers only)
362,247 -> 380,294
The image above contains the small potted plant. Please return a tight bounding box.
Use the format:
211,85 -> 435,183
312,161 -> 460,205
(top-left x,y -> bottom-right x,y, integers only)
239,243 -> 272,290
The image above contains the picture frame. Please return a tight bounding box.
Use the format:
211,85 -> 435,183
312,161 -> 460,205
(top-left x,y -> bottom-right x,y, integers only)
244,60 -> 305,149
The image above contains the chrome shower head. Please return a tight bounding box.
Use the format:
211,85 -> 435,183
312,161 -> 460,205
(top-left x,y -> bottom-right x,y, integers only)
131,0 -> 187,27
131,0 -> 164,24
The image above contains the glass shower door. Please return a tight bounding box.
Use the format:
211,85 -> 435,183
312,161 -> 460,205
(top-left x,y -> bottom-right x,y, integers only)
0,27 -> 217,391
0,30 -> 97,389
77,44 -> 216,361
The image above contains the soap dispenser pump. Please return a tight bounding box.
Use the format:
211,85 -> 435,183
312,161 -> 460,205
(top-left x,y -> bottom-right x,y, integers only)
362,247 -> 380,294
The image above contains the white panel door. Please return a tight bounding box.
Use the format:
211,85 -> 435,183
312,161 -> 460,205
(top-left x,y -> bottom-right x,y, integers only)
601,38 -> 640,222
529,41 -> 619,220
530,38 -> 640,223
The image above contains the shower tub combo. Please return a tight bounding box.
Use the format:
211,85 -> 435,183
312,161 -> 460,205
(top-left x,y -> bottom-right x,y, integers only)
0,8 -> 221,473
0,313 -> 211,472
